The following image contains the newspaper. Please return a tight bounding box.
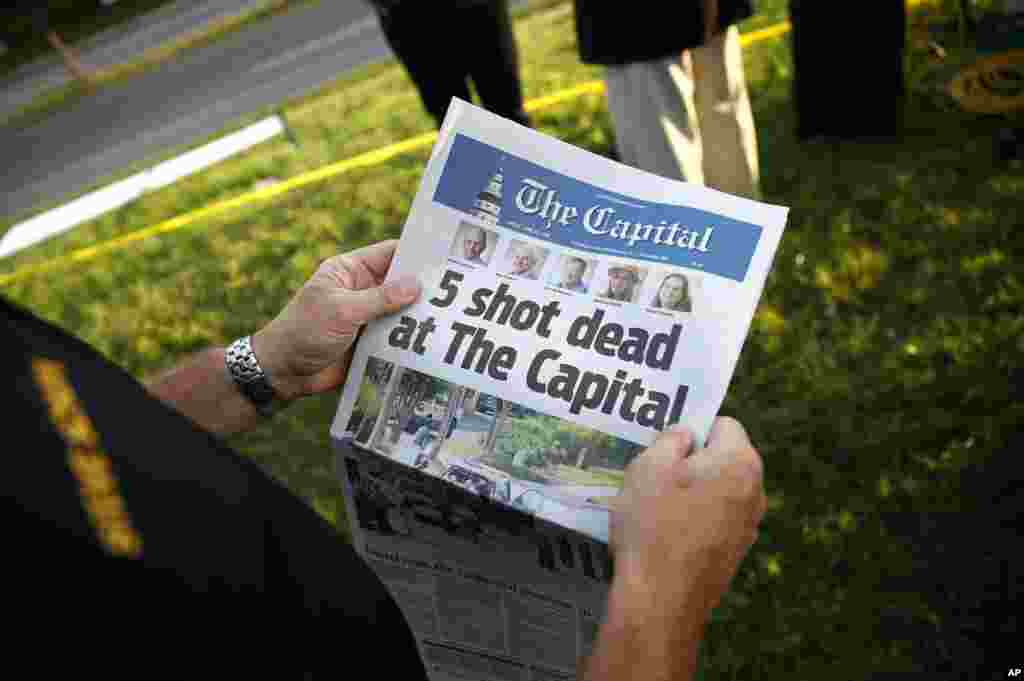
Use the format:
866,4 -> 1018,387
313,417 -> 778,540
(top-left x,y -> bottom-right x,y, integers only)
330,98 -> 788,679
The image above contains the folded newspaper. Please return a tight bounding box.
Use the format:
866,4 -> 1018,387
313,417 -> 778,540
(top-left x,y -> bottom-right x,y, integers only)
329,99 -> 787,679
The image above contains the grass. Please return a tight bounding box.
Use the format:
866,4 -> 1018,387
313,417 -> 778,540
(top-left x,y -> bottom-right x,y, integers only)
3,0 -> 1022,676
0,1 -> 605,237
1,0 -> 315,130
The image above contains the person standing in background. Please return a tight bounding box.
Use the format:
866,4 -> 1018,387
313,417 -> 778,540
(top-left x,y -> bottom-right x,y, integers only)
368,0 -> 531,128
788,0 -> 906,141
574,0 -> 760,199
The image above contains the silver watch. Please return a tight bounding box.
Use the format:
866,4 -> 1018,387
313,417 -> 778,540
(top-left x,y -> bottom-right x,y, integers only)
225,335 -> 284,416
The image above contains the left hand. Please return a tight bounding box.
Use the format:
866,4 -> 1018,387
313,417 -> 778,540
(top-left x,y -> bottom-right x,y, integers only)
251,240 -> 420,402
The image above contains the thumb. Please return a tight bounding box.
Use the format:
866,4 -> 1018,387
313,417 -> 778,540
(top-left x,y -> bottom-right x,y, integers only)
626,426 -> 694,485
336,274 -> 421,327
685,416 -> 760,482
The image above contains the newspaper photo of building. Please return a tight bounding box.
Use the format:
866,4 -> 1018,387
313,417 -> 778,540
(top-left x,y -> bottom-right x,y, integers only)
344,356 -> 646,542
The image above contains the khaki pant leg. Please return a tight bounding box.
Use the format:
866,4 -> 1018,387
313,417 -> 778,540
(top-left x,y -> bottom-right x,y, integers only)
690,25 -> 761,199
604,59 -> 703,183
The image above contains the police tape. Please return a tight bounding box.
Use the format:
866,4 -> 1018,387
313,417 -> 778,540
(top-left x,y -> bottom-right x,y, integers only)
0,17 -> 799,288
0,130 -> 439,286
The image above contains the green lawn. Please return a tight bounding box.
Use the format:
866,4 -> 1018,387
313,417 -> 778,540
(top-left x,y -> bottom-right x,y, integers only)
2,0 -> 1021,676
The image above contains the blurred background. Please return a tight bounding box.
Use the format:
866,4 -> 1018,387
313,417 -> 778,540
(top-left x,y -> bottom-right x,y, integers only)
2,0 -> 1021,677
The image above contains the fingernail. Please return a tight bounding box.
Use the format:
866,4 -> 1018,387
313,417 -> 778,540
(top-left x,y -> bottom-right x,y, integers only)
668,423 -> 693,445
664,423 -> 694,458
387,275 -> 421,301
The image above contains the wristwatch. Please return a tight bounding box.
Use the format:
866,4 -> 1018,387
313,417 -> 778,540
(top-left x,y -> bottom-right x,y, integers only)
225,335 -> 285,416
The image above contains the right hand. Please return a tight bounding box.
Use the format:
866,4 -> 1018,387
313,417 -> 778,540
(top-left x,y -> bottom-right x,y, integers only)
610,417 -> 766,618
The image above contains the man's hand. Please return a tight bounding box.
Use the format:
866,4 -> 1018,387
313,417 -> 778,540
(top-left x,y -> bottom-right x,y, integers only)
146,240 -> 419,436
252,240 -> 420,401
611,417 -> 765,611
585,418 -> 765,681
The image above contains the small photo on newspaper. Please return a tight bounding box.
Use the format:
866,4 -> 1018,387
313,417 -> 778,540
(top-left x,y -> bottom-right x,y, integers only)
333,99 -> 789,544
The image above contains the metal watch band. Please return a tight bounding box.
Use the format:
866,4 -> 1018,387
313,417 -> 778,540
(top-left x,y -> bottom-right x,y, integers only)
225,335 -> 283,416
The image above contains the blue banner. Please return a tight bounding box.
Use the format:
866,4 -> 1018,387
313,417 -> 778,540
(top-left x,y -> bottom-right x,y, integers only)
433,134 -> 762,282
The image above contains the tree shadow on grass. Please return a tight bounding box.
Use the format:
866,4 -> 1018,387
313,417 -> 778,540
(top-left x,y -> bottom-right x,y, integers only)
713,83 -> 1021,676
534,75 -> 1024,677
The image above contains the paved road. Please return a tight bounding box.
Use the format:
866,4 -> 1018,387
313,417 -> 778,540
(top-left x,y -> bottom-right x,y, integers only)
0,0 -> 392,220
1,0 -> 267,121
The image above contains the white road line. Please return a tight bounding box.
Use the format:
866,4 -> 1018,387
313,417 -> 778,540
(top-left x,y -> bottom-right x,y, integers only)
0,115 -> 283,258
249,14 -> 378,74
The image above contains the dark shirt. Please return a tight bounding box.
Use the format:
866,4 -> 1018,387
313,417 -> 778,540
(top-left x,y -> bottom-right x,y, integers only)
3,296 -> 427,675
573,0 -> 754,65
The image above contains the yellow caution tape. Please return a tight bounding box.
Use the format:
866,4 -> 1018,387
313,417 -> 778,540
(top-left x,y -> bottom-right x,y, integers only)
740,20 -> 792,46
0,130 -> 439,286
0,13 -> 864,287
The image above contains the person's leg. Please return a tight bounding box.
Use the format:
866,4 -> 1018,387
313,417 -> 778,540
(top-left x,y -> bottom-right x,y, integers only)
603,64 -> 643,170
604,58 -> 704,183
463,0 -> 530,127
690,25 -> 760,199
376,4 -> 472,126
789,0 -> 904,140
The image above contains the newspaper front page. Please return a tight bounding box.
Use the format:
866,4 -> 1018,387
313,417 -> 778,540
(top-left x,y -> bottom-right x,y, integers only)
330,99 -> 788,679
